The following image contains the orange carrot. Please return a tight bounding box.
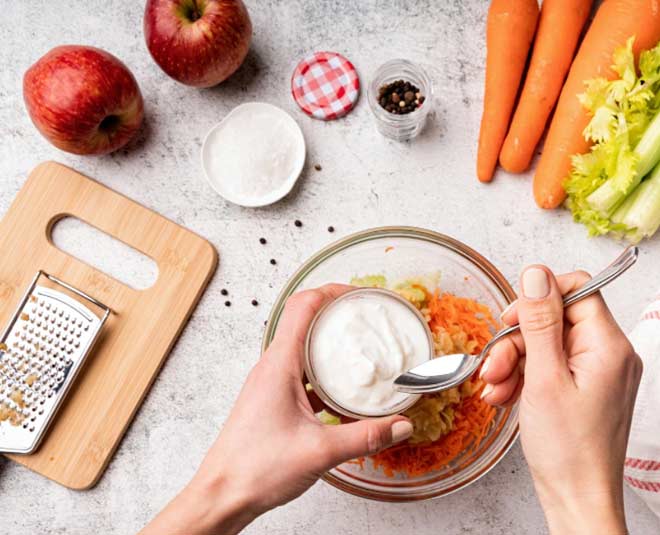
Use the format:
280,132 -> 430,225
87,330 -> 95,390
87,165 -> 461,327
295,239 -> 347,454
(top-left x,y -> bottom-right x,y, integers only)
477,0 -> 539,183
499,0 -> 593,173
370,388 -> 496,477
369,292 -> 499,478
533,0 -> 660,209
426,290 -> 498,344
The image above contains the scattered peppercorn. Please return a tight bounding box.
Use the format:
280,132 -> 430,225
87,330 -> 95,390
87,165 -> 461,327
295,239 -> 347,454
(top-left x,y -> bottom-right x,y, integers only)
378,79 -> 425,114
259,237 -> 267,244
314,164 -> 322,171
224,301 -> 231,307
221,289 -> 228,296
294,219 -> 303,227
327,226 -> 335,233
270,258 -> 277,265
251,299 -> 258,306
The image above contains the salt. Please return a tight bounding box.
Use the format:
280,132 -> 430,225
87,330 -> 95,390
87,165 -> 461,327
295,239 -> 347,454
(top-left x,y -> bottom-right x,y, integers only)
201,102 -> 306,207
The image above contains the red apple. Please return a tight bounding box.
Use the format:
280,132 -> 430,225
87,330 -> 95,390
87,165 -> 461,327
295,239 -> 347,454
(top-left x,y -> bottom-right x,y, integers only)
23,46 -> 144,155
144,0 -> 252,88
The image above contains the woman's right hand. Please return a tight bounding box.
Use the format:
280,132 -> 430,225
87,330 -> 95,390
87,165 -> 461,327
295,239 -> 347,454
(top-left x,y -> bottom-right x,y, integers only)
480,267 -> 642,535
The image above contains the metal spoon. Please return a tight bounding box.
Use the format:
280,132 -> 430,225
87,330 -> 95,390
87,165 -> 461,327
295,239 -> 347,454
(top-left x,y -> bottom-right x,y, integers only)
393,246 -> 639,394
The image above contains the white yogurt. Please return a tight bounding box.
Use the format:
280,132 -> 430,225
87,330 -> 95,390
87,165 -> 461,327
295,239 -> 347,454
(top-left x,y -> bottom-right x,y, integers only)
201,102 -> 305,207
309,291 -> 430,416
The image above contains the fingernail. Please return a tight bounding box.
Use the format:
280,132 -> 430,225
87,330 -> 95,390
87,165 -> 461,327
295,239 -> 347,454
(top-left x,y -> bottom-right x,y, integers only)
391,420 -> 413,443
479,357 -> 490,379
522,268 -> 550,299
480,383 -> 493,400
499,300 -> 517,321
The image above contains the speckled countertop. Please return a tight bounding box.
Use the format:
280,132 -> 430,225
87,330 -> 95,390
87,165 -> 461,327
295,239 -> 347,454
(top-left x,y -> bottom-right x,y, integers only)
1,1 -> 659,533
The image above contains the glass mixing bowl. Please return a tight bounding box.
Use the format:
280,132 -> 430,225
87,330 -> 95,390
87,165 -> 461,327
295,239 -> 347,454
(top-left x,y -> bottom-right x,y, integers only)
262,226 -> 519,501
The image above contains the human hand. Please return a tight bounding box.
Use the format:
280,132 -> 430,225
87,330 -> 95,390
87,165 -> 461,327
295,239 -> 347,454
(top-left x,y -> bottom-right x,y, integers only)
479,267 -> 642,535
142,284 -> 413,535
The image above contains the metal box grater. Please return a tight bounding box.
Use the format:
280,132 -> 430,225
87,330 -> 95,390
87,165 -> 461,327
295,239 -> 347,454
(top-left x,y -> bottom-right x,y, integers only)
0,272 -> 110,454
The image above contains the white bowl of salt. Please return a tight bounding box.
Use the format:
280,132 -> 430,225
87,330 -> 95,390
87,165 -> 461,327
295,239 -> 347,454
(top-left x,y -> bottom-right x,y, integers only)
201,102 -> 306,207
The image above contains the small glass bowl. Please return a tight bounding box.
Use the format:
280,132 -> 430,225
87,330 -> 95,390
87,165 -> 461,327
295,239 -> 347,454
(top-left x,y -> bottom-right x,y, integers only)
263,227 -> 518,502
368,59 -> 433,141
304,287 -> 433,420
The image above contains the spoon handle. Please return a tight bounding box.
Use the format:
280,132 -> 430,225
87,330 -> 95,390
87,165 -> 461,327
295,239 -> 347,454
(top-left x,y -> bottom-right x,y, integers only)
481,246 -> 639,357
562,246 -> 638,307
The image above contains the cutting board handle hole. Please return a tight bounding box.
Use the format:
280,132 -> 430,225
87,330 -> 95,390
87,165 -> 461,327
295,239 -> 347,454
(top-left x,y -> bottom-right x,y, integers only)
50,216 -> 159,290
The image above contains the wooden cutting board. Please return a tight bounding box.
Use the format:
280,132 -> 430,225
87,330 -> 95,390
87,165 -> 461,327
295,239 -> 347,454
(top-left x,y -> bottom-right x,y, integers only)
0,161 -> 217,489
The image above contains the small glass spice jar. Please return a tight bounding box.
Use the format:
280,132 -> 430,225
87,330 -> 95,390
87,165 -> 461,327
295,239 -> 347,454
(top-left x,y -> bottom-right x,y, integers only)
368,59 -> 433,142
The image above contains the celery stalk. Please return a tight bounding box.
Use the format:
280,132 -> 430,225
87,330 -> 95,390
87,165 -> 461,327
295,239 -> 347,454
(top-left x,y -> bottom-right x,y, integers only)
587,174 -> 640,215
609,176 -> 647,240
612,162 -> 660,242
587,109 -> 660,215
610,183 -> 641,225
635,109 -> 660,176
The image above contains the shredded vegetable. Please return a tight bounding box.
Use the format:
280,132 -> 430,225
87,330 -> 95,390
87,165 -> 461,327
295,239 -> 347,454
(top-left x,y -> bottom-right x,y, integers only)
368,290 -> 498,477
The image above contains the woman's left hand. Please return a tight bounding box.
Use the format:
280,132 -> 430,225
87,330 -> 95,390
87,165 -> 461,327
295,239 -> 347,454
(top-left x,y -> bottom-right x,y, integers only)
141,284 -> 413,535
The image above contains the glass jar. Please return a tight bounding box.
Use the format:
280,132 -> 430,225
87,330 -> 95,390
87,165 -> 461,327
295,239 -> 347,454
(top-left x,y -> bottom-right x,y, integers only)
368,59 -> 433,142
304,287 -> 430,420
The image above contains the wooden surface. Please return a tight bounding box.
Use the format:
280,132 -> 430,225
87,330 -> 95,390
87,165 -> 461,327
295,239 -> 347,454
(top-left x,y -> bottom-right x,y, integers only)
0,161 -> 217,489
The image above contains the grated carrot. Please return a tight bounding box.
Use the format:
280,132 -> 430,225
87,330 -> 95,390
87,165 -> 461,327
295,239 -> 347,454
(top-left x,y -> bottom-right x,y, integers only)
347,457 -> 366,470
369,291 -> 499,478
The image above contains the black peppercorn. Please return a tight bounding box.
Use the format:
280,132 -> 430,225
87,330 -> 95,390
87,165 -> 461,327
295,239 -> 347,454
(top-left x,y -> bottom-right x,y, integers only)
221,289 -> 228,296
270,258 -> 277,265
294,219 -> 302,227
327,226 -> 335,233
259,237 -> 267,244
251,299 -> 258,306
378,80 -> 424,115
224,301 -> 231,307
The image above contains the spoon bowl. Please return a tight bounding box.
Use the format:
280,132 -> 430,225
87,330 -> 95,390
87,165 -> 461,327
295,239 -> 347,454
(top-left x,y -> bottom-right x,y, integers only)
392,353 -> 481,393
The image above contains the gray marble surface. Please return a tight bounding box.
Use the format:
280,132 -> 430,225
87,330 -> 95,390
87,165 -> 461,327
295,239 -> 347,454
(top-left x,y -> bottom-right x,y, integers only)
1,1 -> 659,533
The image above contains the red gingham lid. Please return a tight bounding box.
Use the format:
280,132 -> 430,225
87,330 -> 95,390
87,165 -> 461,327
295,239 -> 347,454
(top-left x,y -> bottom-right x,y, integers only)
291,51 -> 360,120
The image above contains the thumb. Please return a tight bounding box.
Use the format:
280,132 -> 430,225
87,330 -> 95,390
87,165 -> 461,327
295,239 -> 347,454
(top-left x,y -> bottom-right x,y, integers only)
517,266 -> 571,388
321,416 -> 413,469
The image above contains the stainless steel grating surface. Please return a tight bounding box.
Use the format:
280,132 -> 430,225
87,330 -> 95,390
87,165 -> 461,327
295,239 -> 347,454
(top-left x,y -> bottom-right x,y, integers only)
0,272 -> 109,454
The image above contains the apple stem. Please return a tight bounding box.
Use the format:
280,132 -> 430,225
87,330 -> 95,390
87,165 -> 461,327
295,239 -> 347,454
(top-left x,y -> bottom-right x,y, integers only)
190,0 -> 201,22
99,115 -> 120,135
